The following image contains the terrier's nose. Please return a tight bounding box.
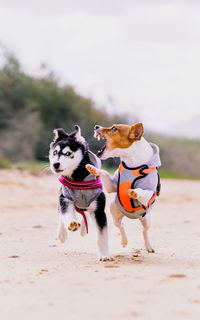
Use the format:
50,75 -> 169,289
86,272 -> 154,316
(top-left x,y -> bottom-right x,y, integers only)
94,125 -> 100,130
53,162 -> 60,169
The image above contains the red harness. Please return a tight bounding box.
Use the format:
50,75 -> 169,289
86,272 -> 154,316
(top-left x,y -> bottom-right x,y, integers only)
59,176 -> 103,233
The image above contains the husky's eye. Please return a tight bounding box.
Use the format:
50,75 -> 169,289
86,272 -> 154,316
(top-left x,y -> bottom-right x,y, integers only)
53,150 -> 58,156
64,151 -> 72,157
111,127 -> 117,132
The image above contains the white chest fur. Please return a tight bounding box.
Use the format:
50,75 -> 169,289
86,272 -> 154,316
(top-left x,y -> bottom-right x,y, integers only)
117,137 -> 154,167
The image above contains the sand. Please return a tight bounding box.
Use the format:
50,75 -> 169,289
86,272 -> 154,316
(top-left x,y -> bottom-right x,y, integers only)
0,169 -> 200,320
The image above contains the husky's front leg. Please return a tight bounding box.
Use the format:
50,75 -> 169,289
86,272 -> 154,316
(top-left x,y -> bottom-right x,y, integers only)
57,193 -> 80,243
89,193 -> 112,261
85,164 -> 116,193
57,216 -> 68,243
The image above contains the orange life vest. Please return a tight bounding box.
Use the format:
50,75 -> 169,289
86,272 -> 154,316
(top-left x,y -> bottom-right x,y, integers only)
117,162 -> 160,215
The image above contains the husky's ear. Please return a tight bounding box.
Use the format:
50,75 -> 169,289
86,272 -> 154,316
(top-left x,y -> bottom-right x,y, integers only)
53,128 -> 68,143
73,125 -> 86,143
129,123 -> 144,141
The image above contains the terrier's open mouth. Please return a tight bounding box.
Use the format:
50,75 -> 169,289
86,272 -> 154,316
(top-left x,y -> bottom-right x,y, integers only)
96,144 -> 106,157
94,131 -> 106,158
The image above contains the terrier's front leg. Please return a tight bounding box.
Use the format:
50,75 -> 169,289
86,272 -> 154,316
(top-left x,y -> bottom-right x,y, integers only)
85,164 -> 101,176
86,164 -> 116,193
128,188 -> 154,206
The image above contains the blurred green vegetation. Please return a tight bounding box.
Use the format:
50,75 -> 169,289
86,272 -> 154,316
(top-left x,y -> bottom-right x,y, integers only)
0,50 -> 200,179
15,161 -> 49,170
0,156 -> 12,169
5,161 -> 197,180
0,51 -> 126,162
148,135 -> 200,179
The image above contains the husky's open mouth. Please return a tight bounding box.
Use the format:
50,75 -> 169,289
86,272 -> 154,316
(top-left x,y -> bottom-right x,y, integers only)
94,131 -> 107,158
55,169 -> 63,173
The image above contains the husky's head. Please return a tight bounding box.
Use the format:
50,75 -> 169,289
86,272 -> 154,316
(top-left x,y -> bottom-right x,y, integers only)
49,125 -> 88,177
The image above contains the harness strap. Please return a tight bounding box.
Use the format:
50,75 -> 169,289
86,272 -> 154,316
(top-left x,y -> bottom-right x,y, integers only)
143,167 -> 156,174
75,207 -> 88,234
59,175 -> 102,190
157,172 -> 161,196
128,166 -> 157,177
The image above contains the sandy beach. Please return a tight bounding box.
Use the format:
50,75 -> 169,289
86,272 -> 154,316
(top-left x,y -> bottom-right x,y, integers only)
0,169 -> 200,320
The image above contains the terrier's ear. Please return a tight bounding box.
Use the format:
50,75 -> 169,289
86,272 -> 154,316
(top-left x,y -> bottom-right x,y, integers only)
53,128 -> 68,142
129,123 -> 144,141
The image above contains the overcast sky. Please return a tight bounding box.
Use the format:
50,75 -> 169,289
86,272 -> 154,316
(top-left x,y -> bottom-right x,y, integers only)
0,0 -> 200,137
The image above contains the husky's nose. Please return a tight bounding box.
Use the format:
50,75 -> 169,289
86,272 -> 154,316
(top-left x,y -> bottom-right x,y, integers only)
53,162 -> 60,170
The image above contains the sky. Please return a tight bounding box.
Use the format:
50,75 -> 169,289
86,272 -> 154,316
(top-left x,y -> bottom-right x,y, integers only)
0,0 -> 200,138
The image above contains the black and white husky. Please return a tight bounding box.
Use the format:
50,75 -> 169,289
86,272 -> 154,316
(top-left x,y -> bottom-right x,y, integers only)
49,125 -> 111,261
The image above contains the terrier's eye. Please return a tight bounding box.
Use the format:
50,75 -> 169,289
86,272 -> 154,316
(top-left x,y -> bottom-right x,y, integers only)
53,150 -> 58,156
65,151 -> 72,157
111,127 -> 117,132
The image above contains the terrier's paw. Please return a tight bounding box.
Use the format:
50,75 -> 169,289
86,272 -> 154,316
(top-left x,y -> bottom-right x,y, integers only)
128,189 -> 138,199
145,244 -> 155,253
150,249 -> 155,253
85,164 -> 99,176
98,255 -> 113,262
68,221 -> 80,232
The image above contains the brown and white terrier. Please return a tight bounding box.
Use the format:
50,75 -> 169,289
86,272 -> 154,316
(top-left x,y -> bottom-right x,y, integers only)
86,123 -> 161,253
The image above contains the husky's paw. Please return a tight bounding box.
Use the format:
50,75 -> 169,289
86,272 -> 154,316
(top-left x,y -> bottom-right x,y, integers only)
98,255 -> 113,262
80,219 -> 87,236
121,238 -> 128,248
85,164 -> 99,176
128,189 -> 138,199
68,221 -> 80,232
